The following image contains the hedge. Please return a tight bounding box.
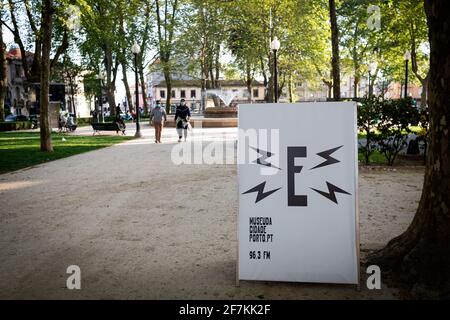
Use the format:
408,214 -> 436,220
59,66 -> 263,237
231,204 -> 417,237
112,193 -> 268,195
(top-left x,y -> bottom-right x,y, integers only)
0,121 -> 32,132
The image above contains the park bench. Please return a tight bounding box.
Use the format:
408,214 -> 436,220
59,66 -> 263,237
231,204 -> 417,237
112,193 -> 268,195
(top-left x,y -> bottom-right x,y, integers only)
92,122 -> 126,136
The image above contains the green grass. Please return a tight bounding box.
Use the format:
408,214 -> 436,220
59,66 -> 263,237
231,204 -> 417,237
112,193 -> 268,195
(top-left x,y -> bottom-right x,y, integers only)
0,132 -> 134,174
358,150 -> 387,165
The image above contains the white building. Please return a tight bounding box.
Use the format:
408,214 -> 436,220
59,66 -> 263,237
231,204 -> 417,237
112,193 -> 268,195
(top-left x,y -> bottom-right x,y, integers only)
65,72 -> 92,118
152,79 -> 266,112
5,47 -> 32,116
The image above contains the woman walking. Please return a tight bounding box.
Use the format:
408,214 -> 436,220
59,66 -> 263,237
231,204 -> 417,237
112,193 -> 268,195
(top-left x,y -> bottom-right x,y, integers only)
175,99 -> 191,142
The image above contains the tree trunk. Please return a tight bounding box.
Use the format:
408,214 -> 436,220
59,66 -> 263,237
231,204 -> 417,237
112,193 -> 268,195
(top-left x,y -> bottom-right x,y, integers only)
214,43 -> 220,86
0,25 -> 7,121
163,65 -> 172,114
39,0 -> 53,152
288,74 -> 294,103
30,37 -> 42,83
329,0 -> 341,100
201,74 -> 206,112
70,81 -> 76,117
367,0 -> 450,299
105,45 -> 116,116
139,64 -> 148,115
278,72 -> 286,101
411,35 -> 430,109
246,62 -> 252,102
122,62 -> 133,113
353,76 -> 359,98
420,75 -> 429,109
267,52 -> 275,103
353,49 -> 360,99
259,57 -> 269,102
106,86 -> 116,116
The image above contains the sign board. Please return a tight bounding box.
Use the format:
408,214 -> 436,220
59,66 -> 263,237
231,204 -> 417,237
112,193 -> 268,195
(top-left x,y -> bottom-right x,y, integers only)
238,102 -> 359,285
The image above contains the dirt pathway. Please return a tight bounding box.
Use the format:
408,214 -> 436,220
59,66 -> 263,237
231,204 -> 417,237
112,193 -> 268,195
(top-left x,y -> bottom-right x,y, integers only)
0,126 -> 424,299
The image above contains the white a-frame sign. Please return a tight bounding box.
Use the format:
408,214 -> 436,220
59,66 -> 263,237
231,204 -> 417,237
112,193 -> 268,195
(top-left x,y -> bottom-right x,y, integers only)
237,102 -> 359,285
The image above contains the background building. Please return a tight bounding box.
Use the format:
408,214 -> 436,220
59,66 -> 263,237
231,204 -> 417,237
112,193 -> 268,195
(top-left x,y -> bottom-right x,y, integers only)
151,78 -> 265,112
5,47 -> 33,116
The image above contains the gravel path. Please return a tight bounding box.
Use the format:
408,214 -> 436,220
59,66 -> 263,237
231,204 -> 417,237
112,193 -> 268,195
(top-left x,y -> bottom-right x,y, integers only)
0,124 -> 424,299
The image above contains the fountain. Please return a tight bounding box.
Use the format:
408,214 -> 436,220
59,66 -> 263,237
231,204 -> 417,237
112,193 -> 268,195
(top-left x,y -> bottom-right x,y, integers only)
204,89 -> 240,118
207,89 -> 238,107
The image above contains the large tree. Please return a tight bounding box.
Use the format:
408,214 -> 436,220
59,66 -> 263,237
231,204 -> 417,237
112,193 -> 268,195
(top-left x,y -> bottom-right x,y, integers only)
62,54 -> 82,117
154,0 -> 180,113
339,0 -> 380,99
379,0 -> 429,105
179,0 -> 227,108
3,0 -> 70,83
223,0 -> 330,103
367,0 -> 450,299
39,0 -> 53,151
128,0 -> 152,115
0,6 -> 7,121
81,0 -> 122,116
2,0 -> 74,151
328,0 -> 340,100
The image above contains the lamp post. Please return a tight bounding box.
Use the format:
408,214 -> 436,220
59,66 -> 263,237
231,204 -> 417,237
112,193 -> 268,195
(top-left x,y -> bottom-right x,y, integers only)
132,42 -> 142,138
270,37 -> 281,103
368,62 -> 378,96
404,50 -> 411,99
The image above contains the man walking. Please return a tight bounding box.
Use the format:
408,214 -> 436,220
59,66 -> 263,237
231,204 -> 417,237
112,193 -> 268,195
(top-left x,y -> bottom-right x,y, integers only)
150,100 -> 167,143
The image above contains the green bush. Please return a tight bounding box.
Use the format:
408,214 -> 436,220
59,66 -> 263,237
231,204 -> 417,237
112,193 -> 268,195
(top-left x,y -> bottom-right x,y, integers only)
0,121 -> 32,132
357,97 -> 422,166
357,96 -> 381,165
375,98 -> 420,166
75,117 -> 93,126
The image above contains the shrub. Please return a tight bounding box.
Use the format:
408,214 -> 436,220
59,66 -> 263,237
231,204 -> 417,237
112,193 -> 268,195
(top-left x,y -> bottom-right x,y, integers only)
357,96 -> 382,165
375,98 -> 420,166
417,108 -> 430,164
0,121 -> 32,132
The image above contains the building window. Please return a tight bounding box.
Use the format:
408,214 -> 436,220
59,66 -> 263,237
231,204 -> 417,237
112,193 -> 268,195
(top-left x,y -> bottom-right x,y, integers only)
253,89 -> 259,98
181,90 -> 186,98
172,90 -> 176,98
191,90 -> 196,98
160,90 -> 166,98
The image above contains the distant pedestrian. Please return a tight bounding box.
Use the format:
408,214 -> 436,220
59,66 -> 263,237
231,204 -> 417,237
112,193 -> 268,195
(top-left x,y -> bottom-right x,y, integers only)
113,110 -> 126,134
175,99 -> 191,142
116,104 -> 122,118
91,109 -> 98,123
150,100 -> 167,143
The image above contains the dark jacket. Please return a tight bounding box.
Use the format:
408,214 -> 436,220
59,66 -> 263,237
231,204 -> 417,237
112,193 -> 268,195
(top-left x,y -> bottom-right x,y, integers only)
175,105 -> 191,122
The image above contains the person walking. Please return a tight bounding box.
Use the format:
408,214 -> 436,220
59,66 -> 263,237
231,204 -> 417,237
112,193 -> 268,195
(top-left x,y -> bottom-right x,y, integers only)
175,99 -> 191,142
150,100 -> 167,143
116,103 -> 122,119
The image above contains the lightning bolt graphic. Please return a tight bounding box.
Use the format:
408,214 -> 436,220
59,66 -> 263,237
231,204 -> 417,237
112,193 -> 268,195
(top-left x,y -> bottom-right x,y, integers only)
243,181 -> 282,204
250,146 -> 281,170
310,145 -> 344,170
310,182 -> 351,204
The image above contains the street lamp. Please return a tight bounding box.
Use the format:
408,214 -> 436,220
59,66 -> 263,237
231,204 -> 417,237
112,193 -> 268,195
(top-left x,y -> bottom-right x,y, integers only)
270,37 -> 281,103
132,42 -> 142,138
368,62 -> 378,96
404,50 -> 411,99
